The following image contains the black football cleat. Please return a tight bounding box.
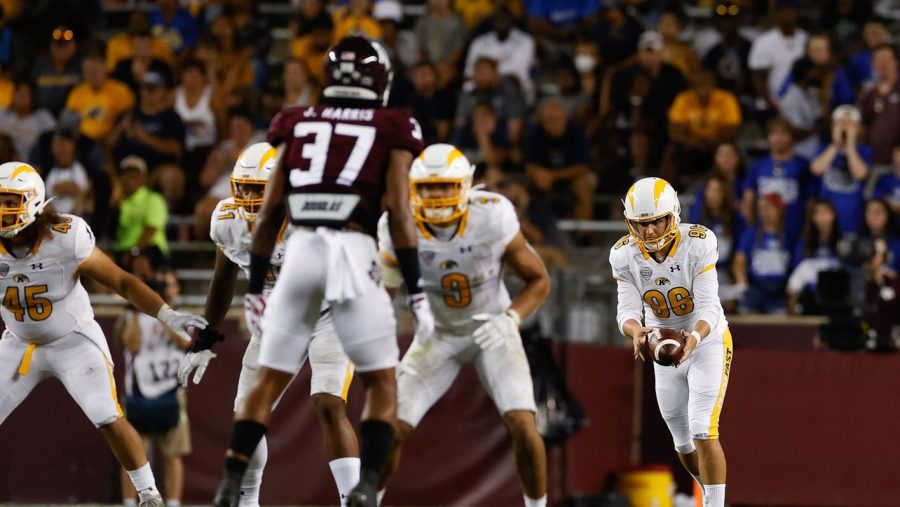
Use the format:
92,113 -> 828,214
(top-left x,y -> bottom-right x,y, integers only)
346,482 -> 378,507
212,472 -> 242,507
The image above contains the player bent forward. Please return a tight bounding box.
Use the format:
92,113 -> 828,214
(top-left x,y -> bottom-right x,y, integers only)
610,177 -> 733,507
178,142 -> 360,505
0,162 -> 207,507
377,144 -> 551,507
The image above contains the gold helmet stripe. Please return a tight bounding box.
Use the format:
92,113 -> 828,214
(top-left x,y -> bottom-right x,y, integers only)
258,147 -> 277,170
627,182 -> 637,210
10,164 -> 37,180
446,147 -> 465,166
653,178 -> 667,208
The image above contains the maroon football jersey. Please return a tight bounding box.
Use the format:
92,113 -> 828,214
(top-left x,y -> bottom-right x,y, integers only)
268,104 -> 424,236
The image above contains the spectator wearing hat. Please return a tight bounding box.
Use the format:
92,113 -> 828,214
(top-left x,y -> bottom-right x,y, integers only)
860,44 -> 900,166
464,6 -> 536,103
113,155 -> 170,280
0,81 -> 56,160
415,0 -> 468,87
733,193 -> 793,314
524,98 -> 594,220
606,30 -> 686,175
748,3 -> 807,114
374,0 -> 417,72
148,0 -> 199,56
663,70 -> 741,187
65,50 -> 135,143
404,61 -> 455,145
110,71 -> 186,206
30,26 -> 82,116
113,29 -> 176,97
290,13 -> 334,86
810,105 -> 872,235
456,56 -> 527,144
741,117 -> 813,249
106,11 -> 174,72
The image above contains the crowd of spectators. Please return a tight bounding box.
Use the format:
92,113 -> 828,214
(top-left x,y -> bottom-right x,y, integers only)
0,0 -> 897,317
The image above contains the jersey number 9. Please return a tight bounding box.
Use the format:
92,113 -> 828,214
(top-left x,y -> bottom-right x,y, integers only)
642,287 -> 694,318
441,273 -> 472,308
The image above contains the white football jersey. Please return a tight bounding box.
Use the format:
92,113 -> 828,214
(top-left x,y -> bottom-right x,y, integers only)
378,190 -> 520,335
123,312 -> 185,398
210,198 -> 289,296
609,223 -> 728,343
0,214 -> 109,359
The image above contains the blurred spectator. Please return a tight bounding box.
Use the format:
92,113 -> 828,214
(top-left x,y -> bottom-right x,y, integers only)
415,0 -> 468,87
810,105 -> 872,234
44,127 -> 94,217
0,63 -> 12,109
859,44 -> 900,166
194,107 -> 262,239
456,57 -> 527,143
748,4 -> 807,114
593,3 -> 643,67
733,193 -> 792,314
702,1 -> 752,96
374,0 -> 417,72
741,117 -> 813,247
451,101 -> 510,184
464,6 -> 536,103
149,0 -> 199,56
540,60 -> 587,123
113,156 -> 170,279
332,0 -> 381,40
231,0 -> 273,90
175,58 -> 219,195
281,59 -> 320,109
454,0 -> 494,29
778,58 -> 824,159
820,0 -> 871,49
526,0 -> 598,51
690,172 -> 740,308
405,61 -> 455,144
873,145 -> 900,214
663,70 -> 741,186
787,198 -> 842,315
689,141 -> 747,227
803,33 -> 855,112
573,39 -> 600,116
524,98 -> 595,220
113,29 -> 176,96
30,25 -> 81,116
118,267 -> 191,507
290,13 -> 334,86
65,50 -> 135,143
291,0 -> 328,37
0,81 -> 56,159
110,71 -> 186,206
859,198 -> 900,273
656,7 -> 700,78
106,11 -> 174,72
496,174 -> 568,268
0,132 -> 16,162
209,15 -> 254,91
848,19 -> 890,89
607,31 -> 686,175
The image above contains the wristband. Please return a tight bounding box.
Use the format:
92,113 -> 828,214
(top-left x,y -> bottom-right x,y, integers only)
690,330 -> 702,344
191,327 -> 225,352
247,253 -> 269,295
505,309 -> 521,327
395,247 -> 423,295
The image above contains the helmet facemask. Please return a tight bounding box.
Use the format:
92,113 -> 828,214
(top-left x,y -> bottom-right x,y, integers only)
410,178 -> 471,225
0,190 -> 38,238
230,178 -> 267,222
625,212 -> 680,253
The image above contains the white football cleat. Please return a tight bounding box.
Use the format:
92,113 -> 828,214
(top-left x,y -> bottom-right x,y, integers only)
138,491 -> 164,507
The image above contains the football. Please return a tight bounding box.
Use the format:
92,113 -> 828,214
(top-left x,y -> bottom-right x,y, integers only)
644,328 -> 685,366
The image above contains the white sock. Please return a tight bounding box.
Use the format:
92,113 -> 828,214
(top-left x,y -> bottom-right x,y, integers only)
239,435 -> 268,507
123,499 -> 137,506
706,484 -> 726,507
329,456 -> 361,504
167,501 -> 181,507
524,494 -> 547,507
126,462 -> 159,497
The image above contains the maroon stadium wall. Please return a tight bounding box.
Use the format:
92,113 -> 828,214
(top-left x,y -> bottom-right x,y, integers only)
0,317 -> 897,506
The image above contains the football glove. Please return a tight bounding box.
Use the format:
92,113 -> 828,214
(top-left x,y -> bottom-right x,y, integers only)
473,309 -> 521,351
243,293 -> 267,338
408,292 -> 435,344
157,304 -> 208,344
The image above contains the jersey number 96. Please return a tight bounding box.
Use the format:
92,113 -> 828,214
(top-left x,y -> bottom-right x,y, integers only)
642,287 -> 694,318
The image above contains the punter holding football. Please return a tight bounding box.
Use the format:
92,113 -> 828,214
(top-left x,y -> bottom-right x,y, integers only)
609,177 -> 733,507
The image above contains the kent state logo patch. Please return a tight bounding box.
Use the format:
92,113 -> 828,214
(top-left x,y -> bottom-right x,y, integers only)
654,277 -> 670,286
439,259 -> 458,270
640,266 -> 652,281
11,273 -> 30,283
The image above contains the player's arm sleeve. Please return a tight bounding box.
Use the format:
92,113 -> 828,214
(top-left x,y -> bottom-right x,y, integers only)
610,252 -> 642,336
692,231 -> 721,331
376,213 -> 403,289
73,217 -> 97,265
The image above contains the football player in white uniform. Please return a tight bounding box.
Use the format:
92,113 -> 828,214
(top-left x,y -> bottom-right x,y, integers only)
178,142 -> 360,506
376,144 -> 551,507
610,177 -> 733,507
0,162 -> 207,507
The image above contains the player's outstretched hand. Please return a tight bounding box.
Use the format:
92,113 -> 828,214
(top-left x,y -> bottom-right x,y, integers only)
178,350 -> 217,386
631,327 -> 654,362
679,329 -> 698,365
243,293 -> 267,338
158,304 -> 208,343
408,293 -> 435,344
473,310 -> 520,351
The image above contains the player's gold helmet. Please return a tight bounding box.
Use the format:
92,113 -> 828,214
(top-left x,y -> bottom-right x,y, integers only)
622,177 -> 681,252
409,144 -> 475,225
0,162 -> 51,238
231,142 -> 277,222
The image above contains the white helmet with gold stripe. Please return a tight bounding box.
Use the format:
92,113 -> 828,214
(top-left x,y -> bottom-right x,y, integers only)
231,142 -> 278,222
622,177 -> 681,252
0,161 -> 51,238
409,143 -> 475,225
